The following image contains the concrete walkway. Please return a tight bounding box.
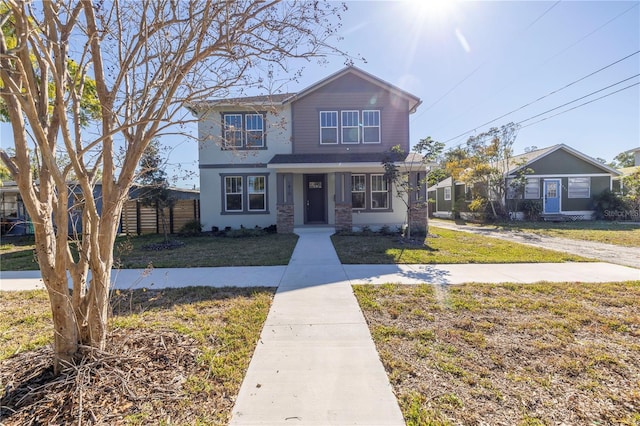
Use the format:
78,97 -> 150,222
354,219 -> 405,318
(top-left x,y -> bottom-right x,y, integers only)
229,228 -> 405,425
1,262 -> 638,291
430,219 -> 640,269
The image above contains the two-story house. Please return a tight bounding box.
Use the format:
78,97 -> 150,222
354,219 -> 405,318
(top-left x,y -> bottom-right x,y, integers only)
190,67 -> 426,233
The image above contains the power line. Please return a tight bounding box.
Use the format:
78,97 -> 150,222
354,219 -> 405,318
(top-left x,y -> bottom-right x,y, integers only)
517,74 -> 639,125
413,1 -> 562,119
519,82 -> 640,129
426,2 -> 638,137
440,51 -> 640,144
441,78 -> 639,151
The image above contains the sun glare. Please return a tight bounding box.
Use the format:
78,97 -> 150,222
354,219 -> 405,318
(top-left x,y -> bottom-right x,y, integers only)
409,0 -> 457,23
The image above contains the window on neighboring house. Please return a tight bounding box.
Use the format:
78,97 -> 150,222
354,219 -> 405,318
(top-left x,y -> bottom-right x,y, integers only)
568,177 -> 590,198
362,110 -> 380,143
223,114 -> 243,148
225,176 -> 243,211
248,176 -> 266,211
371,174 -> 389,209
524,178 -> 540,199
444,187 -> 451,201
341,111 -> 360,144
320,111 -> 338,144
245,114 -> 264,147
351,174 -> 366,209
465,186 -> 473,202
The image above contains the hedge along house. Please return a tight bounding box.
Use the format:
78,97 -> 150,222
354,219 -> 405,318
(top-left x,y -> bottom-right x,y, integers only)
190,67 -> 429,233
428,144 -> 621,220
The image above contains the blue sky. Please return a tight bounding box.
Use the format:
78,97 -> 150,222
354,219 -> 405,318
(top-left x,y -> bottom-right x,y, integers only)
2,1 -> 638,188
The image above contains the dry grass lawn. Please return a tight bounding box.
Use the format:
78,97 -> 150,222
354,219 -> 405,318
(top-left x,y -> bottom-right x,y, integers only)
354,281 -> 640,425
0,287 -> 274,425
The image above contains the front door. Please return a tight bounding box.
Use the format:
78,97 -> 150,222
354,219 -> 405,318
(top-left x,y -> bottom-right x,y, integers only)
543,179 -> 561,214
304,174 -> 326,224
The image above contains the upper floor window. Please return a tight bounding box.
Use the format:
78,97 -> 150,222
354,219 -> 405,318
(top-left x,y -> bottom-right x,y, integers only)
222,112 -> 266,149
245,114 -> 264,147
341,111 -> 360,144
320,111 -> 338,144
224,114 -> 243,148
362,110 -> 380,143
319,109 -> 381,144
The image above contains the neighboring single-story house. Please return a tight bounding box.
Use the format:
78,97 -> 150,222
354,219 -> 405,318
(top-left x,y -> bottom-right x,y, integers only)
427,177 -> 467,219
428,144 -> 622,220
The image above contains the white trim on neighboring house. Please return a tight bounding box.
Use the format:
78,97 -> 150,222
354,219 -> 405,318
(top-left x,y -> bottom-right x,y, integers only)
507,144 -> 622,177
513,173 -> 612,178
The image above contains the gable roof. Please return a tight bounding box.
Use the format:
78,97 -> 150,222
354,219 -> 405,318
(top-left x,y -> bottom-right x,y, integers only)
507,144 -> 621,176
187,93 -> 295,113
188,67 -> 422,114
283,66 -> 422,113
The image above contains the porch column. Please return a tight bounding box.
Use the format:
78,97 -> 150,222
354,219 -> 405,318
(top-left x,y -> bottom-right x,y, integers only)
409,171 -> 428,235
334,172 -> 352,232
276,173 -> 294,234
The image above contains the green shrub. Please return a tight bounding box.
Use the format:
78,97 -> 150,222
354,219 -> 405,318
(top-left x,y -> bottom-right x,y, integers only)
520,200 -> 542,221
592,190 -> 630,220
180,220 -> 202,235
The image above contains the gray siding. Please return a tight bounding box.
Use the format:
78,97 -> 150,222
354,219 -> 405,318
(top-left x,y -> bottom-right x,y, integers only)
291,73 -> 411,154
527,149 -> 607,175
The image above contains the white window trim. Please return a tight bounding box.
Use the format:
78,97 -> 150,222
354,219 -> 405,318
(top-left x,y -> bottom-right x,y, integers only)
371,174 -> 389,210
524,178 -> 540,199
225,176 -> 243,212
245,113 -> 265,148
362,110 -> 381,144
341,110 -> 360,144
568,177 -> 591,199
247,176 -> 266,211
351,174 -> 366,210
320,111 -> 338,145
444,187 -> 452,201
223,114 -> 243,148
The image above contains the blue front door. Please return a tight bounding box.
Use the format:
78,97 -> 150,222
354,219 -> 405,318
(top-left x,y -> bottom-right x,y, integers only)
543,179 -> 561,214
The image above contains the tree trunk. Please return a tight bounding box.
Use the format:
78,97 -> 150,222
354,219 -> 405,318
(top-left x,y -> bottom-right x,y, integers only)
44,275 -> 79,373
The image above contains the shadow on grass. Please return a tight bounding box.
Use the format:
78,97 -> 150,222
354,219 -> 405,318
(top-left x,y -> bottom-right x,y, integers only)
109,286 -> 276,318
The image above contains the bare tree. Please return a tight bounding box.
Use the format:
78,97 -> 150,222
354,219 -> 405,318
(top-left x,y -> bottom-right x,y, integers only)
0,0 -> 347,372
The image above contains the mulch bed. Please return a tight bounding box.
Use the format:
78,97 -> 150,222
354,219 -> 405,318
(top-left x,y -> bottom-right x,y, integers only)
0,329 -> 215,425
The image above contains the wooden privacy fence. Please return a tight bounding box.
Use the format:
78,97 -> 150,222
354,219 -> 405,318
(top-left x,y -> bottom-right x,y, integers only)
121,199 -> 200,235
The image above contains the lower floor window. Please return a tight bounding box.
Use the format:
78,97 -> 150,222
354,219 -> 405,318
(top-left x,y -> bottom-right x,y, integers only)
350,173 -> 391,210
351,174 -> 366,209
371,174 -> 389,209
248,176 -> 266,211
225,176 -> 243,211
223,174 -> 268,213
